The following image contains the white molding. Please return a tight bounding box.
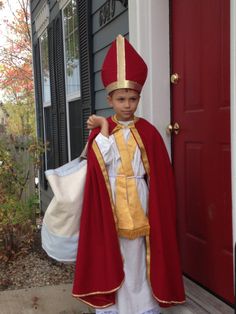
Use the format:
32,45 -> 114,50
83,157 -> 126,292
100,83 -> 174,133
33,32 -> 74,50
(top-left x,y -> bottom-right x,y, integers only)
61,7 -> 72,162
231,0 -> 236,254
35,3 -> 49,36
128,0 -> 171,155
61,0 -> 81,161
39,35 -> 50,170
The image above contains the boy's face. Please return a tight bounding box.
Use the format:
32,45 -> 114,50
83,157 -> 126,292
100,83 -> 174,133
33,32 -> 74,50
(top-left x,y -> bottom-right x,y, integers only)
107,89 -> 140,121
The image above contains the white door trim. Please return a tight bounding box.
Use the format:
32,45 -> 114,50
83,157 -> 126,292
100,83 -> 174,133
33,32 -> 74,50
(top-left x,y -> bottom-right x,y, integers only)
231,0 -> 236,258
128,0 -> 171,156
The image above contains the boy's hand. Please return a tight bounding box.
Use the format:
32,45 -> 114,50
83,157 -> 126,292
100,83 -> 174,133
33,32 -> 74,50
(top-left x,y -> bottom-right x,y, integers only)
87,115 -> 107,129
87,115 -> 109,137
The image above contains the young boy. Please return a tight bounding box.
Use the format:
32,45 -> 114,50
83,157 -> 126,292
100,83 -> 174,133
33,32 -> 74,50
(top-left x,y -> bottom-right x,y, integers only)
72,35 -> 185,314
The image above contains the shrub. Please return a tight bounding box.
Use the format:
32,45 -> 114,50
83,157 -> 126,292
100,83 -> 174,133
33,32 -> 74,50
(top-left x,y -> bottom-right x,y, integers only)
0,135 -> 44,262
0,135 -> 44,201
0,199 -> 36,262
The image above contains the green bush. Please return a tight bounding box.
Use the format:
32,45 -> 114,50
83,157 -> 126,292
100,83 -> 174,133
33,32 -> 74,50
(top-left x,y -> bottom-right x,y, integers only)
0,135 -> 42,201
0,135 -> 44,262
0,198 -> 36,262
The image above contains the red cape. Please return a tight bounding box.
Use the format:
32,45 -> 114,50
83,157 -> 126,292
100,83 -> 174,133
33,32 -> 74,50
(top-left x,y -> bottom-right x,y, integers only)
72,117 -> 185,308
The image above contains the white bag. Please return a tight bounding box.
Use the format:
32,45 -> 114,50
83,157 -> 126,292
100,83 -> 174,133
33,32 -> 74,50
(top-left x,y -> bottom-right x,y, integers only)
41,148 -> 87,262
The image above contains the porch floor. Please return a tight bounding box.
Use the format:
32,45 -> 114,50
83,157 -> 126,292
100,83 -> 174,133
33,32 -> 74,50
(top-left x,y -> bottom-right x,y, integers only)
0,278 -> 233,313
162,277 -> 234,314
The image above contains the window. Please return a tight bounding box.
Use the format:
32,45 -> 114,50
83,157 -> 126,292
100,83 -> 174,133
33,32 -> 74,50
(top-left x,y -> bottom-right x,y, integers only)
40,30 -> 53,169
40,31 -> 51,106
63,0 -> 81,160
63,0 -> 81,99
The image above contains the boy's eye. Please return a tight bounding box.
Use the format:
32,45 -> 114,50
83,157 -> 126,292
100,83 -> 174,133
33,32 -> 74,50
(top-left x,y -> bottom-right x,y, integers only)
117,97 -> 125,102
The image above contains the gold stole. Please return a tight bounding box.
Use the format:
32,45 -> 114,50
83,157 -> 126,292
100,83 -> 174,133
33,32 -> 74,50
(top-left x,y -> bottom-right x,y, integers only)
113,123 -> 150,239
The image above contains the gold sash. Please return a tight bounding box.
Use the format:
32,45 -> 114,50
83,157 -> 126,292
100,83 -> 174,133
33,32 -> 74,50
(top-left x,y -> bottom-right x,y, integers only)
112,122 -> 150,239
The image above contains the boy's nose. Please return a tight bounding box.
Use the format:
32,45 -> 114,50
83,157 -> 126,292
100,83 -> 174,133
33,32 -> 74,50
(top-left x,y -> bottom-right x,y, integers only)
124,100 -> 131,107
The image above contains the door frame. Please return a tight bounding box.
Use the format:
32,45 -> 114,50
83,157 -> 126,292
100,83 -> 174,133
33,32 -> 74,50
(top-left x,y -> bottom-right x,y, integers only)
230,0 -> 236,259
129,0 -> 236,271
128,0 -> 171,156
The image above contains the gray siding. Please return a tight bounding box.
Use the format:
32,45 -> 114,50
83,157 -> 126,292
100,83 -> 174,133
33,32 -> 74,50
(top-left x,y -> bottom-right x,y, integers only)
30,0 -> 129,211
30,0 -> 63,211
30,0 -> 59,44
92,0 -> 129,116
30,0 -> 59,43
30,0 -> 45,43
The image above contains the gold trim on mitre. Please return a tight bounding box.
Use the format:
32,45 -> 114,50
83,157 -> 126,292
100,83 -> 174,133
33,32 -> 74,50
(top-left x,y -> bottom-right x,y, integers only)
117,34 -> 125,82
106,80 -> 143,94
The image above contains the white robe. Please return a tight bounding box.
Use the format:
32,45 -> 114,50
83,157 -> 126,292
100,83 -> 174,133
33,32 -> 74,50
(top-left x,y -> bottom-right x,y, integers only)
95,121 -> 161,314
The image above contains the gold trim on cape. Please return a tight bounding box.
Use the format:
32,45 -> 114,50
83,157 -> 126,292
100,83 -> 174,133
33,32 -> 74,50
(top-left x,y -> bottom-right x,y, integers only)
72,279 -> 125,309
145,235 -> 151,282
92,141 -> 117,225
73,280 -> 124,297
130,128 -> 150,177
72,296 -> 114,309
152,294 -> 186,305
111,114 -> 139,131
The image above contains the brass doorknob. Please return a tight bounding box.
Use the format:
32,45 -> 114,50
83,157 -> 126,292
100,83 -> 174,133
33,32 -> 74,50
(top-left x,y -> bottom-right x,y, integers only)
166,122 -> 180,135
171,73 -> 180,84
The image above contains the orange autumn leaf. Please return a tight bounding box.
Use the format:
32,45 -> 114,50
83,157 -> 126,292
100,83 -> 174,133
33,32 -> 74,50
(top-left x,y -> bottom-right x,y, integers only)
0,0 -> 32,100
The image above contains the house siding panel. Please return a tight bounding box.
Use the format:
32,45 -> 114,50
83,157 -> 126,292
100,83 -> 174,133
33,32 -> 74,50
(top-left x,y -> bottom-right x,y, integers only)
30,0 -> 128,211
31,0 -> 44,17
91,0 -> 128,115
93,16 -> 128,52
92,0 -> 106,14
48,2 -> 59,22
92,2 -> 128,34
30,0 -> 46,41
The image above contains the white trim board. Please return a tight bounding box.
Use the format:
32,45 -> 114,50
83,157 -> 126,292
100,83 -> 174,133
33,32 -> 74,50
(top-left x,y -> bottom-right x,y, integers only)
128,0 -> 171,156
231,0 -> 236,266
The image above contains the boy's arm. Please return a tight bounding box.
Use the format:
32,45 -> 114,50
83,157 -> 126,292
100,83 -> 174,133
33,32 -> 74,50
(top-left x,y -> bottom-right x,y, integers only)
87,115 -> 113,165
87,115 -> 109,138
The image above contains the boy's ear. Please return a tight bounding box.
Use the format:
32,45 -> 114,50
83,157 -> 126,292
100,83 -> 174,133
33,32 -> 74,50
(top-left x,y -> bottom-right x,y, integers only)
107,95 -> 113,107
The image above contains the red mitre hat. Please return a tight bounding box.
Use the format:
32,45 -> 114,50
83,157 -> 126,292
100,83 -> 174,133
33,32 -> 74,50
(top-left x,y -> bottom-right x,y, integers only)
101,34 -> 148,94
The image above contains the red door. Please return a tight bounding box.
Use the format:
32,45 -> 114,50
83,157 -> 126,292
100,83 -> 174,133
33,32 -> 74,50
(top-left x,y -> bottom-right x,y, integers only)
171,0 -> 233,303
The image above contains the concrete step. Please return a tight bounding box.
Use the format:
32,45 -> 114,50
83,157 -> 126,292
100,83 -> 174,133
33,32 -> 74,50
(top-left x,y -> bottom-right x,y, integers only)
0,278 -> 233,314
0,283 -> 93,314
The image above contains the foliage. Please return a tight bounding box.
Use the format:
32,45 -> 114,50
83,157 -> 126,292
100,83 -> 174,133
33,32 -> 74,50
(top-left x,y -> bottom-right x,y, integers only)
0,1 -> 43,263
2,97 -> 35,137
0,0 -> 32,95
0,133 -> 44,262
0,0 -> 35,137
0,198 -> 35,262
0,134 -> 44,261
0,134 -> 43,201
